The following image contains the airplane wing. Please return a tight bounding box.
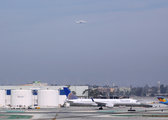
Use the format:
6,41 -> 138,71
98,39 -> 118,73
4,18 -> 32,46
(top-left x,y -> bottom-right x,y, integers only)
91,98 -> 114,108
96,101 -> 114,108
93,101 -> 106,106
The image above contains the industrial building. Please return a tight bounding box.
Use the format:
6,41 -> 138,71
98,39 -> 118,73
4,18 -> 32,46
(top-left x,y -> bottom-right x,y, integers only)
0,81 -> 88,108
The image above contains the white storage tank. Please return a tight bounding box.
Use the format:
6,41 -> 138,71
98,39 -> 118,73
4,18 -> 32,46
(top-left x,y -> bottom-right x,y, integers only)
38,89 -> 58,107
0,90 -> 5,107
11,89 -> 33,108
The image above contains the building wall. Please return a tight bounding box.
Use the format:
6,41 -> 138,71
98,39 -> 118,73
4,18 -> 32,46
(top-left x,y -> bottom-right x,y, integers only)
0,85 -> 88,107
0,85 -> 88,97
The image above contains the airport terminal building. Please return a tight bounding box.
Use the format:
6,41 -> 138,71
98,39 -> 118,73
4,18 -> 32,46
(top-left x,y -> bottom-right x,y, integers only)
0,81 -> 88,108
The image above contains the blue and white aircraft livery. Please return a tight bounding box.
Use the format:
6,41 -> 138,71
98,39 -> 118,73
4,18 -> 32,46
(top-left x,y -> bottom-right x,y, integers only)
63,87 -> 152,110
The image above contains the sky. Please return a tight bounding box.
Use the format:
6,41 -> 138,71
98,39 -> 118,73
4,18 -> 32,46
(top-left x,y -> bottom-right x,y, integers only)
0,0 -> 168,87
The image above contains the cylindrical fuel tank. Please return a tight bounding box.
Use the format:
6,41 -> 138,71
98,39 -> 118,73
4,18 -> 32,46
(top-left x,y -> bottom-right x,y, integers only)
38,89 -> 58,107
0,90 -> 5,107
11,89 -> 33,108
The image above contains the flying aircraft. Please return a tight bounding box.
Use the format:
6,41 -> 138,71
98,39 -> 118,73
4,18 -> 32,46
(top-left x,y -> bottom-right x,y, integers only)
63,87 -> 152,110
76,20 -> 87,24
157,96 -> 168,105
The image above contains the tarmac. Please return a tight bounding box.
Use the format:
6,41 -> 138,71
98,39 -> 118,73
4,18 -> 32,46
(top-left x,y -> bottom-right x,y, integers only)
0,97 -> 168,119
1,106 -> 168,120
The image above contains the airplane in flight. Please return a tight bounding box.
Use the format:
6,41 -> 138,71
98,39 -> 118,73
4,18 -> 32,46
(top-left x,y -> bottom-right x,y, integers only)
157,96 -> 168,105
76,20 -> 87,24
63,87 -> 152,110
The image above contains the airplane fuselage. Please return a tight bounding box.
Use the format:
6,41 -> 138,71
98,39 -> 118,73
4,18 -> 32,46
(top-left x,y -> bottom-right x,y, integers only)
66,98 -> 140,107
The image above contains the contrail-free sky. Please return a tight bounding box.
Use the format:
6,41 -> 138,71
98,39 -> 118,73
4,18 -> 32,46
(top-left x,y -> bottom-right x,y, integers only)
0,0 -> 168,87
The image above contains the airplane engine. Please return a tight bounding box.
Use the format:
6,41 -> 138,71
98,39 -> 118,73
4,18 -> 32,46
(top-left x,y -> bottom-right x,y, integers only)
106,103 -> 114,108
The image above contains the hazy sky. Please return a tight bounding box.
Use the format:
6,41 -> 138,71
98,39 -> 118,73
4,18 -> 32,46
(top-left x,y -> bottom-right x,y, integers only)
1,0 -> 168,87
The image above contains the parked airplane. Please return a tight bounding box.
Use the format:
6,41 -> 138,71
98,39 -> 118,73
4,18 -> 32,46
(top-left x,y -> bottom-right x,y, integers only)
76,20 -> 87,24
157,96 -> 168,105
63,87 -> 152,110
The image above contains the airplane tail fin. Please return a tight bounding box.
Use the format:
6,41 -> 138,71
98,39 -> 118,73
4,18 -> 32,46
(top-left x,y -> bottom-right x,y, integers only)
63,87 -> 77,99
157,96 -> 167,103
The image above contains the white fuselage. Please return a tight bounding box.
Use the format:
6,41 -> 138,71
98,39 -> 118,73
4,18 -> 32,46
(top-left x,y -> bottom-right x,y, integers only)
66,98 -> 140,107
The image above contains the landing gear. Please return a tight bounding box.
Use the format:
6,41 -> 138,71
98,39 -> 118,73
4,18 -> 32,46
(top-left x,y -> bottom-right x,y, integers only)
128,106 -> 136,111
99,106 -> 103,110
